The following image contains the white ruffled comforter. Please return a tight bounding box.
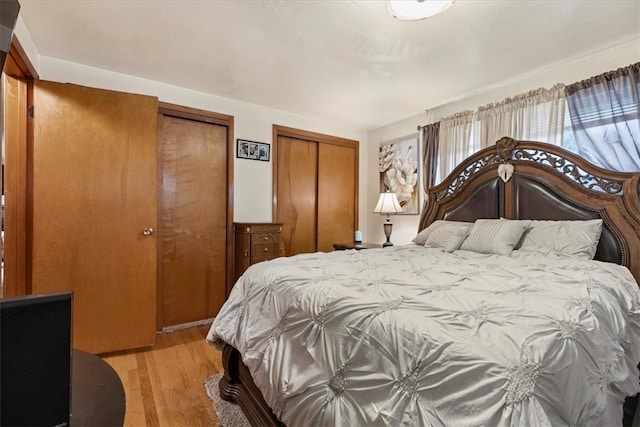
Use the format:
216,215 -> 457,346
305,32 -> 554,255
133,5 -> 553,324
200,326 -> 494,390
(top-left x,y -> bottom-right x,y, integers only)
207,245 -> 640,427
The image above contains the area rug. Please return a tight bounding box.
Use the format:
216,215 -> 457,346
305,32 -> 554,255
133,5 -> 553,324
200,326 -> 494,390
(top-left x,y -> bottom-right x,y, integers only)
204,373 -> 251,427
158,317 -> 214,334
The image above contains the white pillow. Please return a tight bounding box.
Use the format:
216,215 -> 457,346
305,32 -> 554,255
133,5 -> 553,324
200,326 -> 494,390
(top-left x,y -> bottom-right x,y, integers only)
412,220 -> 473,246
517,219 -> 603,260
459,219 -> 527,255
424,222 -> 470,252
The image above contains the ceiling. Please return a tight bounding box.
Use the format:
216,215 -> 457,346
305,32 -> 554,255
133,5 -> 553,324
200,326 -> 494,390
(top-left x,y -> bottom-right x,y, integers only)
17,0 -> 640,130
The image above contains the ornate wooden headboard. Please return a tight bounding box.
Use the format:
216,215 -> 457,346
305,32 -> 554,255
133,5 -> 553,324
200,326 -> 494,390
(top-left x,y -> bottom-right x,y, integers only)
419,137 -> 640,283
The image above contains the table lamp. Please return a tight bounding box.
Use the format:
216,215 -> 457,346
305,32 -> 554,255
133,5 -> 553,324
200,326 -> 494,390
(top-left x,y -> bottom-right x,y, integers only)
373,191 -> 402,247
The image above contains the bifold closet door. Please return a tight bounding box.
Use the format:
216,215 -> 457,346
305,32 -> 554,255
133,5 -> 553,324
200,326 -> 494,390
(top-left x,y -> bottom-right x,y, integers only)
275,130 -> 359,256
30,80 -> 158,354
275,136 -> 318,256
317,143 -> 357,252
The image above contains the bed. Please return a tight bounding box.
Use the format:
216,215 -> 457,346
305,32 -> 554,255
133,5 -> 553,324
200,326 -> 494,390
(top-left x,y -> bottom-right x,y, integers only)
207,137 -> 640,426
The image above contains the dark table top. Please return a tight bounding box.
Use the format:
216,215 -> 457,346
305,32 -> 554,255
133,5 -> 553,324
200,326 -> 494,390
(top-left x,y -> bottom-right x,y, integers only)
333,242 -> 383,250
72,349 -> 125,426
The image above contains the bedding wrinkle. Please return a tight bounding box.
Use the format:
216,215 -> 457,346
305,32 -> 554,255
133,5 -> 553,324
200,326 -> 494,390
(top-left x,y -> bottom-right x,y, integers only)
207,245 -> 640,427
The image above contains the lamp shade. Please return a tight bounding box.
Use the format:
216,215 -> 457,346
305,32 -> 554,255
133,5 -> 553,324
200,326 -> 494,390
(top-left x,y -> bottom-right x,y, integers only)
373,192 -> 403,215
386,0 -> 455,21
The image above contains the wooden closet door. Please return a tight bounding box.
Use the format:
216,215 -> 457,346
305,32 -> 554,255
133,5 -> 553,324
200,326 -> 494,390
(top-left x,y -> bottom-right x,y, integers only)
317,143 -> 357,252
275,136 -> 318,256
30,81 -> 158,354
159,114 -> 228,326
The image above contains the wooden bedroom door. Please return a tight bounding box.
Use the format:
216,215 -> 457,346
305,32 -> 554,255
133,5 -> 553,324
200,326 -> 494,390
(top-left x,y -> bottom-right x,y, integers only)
274,125 -> 359,256
157,105 -> 232,328
30,80 -> 158,354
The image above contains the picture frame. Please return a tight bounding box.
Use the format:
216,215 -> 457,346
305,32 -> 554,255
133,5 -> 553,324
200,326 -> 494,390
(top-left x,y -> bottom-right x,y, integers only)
236,139 -> 270,162
379,135 -> 420,215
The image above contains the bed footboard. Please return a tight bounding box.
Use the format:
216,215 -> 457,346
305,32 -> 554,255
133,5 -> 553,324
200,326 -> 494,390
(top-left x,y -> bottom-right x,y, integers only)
219,343 -> 284,427
623,389 -> 639,427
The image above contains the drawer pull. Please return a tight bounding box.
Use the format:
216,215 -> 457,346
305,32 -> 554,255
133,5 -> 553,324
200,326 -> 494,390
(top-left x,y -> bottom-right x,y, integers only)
264,247 -> 269,253
264,236 -> 269,241
244,250 -> 249,257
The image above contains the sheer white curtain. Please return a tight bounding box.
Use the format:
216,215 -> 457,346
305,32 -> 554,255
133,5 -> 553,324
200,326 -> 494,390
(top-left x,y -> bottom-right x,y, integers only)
437,111 -> 475,184
476,84 -> 566,147
434,84 -> 566,184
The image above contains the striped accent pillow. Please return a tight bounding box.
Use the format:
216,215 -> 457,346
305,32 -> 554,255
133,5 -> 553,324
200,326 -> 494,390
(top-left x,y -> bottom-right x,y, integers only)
459,219 -> 527,255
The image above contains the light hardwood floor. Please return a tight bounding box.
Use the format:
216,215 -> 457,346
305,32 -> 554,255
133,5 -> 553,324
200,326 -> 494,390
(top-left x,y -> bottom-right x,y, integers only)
101,325 -> 223,427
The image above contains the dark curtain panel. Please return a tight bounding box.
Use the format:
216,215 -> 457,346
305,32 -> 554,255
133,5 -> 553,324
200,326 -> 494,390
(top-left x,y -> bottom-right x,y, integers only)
421,122 -> 440,212
565,62 -> 640,172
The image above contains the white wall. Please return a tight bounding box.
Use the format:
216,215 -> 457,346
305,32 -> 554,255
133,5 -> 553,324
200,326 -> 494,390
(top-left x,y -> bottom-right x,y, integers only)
40,57 -> 368,225
13,22 -> 368,227
365,39 -> 640,246
13,17 -> 39,72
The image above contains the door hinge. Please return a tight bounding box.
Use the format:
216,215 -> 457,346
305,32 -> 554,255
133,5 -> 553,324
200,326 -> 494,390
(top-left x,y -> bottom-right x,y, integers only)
27,105 -> 34,118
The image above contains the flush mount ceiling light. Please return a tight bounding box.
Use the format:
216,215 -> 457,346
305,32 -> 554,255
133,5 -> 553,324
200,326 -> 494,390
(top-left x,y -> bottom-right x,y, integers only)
386,0 -> 455,20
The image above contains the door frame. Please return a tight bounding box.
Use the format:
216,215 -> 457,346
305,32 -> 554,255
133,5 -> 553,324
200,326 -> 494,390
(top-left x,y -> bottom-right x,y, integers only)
156,102 -> 234,329
272,124 -> 359,234
2,36 -> 37,297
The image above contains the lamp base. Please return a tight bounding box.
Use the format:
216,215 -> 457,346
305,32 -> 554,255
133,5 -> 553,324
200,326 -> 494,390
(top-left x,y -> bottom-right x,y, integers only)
382,217 -> 393,247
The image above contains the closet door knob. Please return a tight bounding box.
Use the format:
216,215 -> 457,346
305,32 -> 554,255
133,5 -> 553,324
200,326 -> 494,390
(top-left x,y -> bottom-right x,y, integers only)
143,227 -> 154,236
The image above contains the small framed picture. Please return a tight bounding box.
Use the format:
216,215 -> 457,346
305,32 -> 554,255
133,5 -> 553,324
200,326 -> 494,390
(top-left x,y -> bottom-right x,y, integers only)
237,139 -> 270,162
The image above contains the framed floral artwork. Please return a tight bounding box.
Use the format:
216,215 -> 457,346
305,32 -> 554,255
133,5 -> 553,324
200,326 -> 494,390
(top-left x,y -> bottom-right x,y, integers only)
379,136 -> 420,214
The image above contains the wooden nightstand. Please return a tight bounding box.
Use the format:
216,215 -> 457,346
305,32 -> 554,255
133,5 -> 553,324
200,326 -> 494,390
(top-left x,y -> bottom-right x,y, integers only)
333,242 -> 383,251
233,223 -> 284,285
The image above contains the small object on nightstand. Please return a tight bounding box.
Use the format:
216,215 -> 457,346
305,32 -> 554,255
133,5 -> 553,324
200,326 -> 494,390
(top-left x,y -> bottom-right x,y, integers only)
333,242 -> 383,251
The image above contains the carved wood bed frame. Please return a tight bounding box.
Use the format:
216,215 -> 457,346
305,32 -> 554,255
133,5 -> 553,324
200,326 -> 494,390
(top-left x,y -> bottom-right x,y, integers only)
219,138 -> 640,426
